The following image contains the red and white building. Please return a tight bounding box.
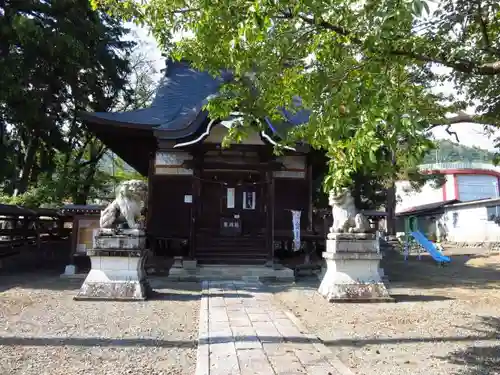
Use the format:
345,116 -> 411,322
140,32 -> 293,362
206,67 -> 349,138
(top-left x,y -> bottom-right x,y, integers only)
397,162 -> 500,213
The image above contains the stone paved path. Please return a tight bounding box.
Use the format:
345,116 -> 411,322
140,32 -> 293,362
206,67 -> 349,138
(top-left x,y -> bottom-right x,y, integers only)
195,281 -> 352,375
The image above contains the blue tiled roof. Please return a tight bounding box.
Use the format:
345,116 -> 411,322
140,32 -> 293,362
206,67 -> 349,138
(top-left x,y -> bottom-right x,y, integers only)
80,60 -> 223,132
265,107 -> 310,139
81,59 -> 309,140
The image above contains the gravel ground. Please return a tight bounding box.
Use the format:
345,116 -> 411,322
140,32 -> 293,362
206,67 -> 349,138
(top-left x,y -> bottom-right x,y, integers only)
269,252 -> 500,375
0,274 -> 200,375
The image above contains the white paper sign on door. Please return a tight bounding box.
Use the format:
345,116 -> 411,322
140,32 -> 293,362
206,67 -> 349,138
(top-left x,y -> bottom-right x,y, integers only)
243,191 -> 256,210
227,188 -> 235,208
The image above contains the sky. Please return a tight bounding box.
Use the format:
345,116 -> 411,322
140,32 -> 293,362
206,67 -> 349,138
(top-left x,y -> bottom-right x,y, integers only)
129,23 -> 499,152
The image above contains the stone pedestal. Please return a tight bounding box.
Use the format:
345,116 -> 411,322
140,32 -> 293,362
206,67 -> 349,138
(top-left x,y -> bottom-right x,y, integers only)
75,228 -> 151,301
318,233 -> 393,302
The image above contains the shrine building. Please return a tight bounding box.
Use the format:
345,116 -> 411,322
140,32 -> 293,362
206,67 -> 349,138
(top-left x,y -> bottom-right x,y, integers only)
81,59 -> 319,268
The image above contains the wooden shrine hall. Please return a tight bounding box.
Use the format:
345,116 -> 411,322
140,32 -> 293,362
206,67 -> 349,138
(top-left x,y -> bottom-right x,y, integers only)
81,59 -> 318,267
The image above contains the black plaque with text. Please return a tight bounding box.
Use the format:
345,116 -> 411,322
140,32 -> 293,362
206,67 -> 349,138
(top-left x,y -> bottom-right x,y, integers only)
220,217 -> 242,236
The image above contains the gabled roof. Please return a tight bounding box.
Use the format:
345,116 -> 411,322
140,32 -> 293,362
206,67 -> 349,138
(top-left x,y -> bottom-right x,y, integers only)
0,204 -> 36,216
0,204 -> 61,217
80,59 -> 310,142
60,204 -> 105,216
80,60 -> 227,137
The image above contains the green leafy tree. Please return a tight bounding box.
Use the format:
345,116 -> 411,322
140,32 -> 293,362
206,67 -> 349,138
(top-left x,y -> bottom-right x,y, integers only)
0,2 -> 160,207
94,0 -> 477,191
94,0 -> 500,232
0,0 -> 134,199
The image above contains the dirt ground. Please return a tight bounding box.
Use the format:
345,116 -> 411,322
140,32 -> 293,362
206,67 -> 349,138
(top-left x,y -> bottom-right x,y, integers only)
0,275 -> 200,375
271,251 -> 500,375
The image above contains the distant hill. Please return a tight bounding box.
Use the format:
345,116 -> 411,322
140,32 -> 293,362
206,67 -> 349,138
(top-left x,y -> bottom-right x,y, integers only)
422,140 -> 496,164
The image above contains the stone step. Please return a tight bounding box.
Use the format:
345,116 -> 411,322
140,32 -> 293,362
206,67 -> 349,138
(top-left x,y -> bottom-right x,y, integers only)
196,252 -> 268,258
196,256 -> 268,265
196,246 -> 267,253
196,235 -> 265,240
165,265 -> 295,281
196,244 -> 267,254
196,238 -> 265,245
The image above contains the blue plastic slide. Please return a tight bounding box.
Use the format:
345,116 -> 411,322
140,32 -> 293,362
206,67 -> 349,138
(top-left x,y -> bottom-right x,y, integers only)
410,231 -> 451,264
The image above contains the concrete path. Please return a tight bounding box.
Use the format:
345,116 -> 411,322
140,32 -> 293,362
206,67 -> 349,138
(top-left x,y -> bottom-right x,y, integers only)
195,280 -> 352,375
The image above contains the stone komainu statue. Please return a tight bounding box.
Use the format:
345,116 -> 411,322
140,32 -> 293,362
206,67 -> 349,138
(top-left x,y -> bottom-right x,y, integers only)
100,180 -> 148,229
329,188 -> 372,233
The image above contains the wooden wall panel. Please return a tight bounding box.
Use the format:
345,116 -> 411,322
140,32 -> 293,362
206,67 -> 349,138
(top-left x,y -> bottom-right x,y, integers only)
273,178 -> 309,231
148,175 -> 192,238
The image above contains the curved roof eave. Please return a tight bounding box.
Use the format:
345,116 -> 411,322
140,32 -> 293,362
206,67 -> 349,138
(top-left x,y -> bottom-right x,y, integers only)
79,59 -> 223,135
154,110 -> 210,140
263,106 -> 311,150
79,110 -> 160,130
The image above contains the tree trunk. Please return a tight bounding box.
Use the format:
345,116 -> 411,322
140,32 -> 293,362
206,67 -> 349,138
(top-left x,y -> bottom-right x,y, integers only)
56,134 -> 88,200
0,121 -> 6,182
16,137 -> 39,195
386,182 -> 396,235
74,162 -> 98,205
30,161 -> 41,185
385,150 -> 398,236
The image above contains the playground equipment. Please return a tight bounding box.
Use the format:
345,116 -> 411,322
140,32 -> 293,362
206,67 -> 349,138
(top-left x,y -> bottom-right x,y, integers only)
405,231 -> 451,265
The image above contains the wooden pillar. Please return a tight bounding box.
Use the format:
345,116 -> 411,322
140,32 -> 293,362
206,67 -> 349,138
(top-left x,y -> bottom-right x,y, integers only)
146,151 -> 156,255
306,156 -> 313,232
189,153 -> 202,260
146,151 -> 155,229
265,169 -> 275,263
69,216 -> 80,266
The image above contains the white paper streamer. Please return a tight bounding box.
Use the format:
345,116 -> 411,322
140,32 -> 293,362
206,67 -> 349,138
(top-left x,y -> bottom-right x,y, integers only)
291,210 -> 302,251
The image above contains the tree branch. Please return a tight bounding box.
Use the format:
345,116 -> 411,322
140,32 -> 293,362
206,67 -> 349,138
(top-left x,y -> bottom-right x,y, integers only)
79,145 -> 107,168
444,124 -> 460,143
172,8 -> 199,14
425,111 -> 491,129
425,111 -> 498,143
477,1 -> 490,49
282,12 -> 500,75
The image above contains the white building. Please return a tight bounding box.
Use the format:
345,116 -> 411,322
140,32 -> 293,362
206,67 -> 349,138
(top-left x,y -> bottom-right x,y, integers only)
441,198 -> 500,244
397,162 -> 500,213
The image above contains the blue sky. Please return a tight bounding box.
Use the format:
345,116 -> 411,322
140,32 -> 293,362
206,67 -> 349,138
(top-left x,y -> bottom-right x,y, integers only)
130,24 -> 499,151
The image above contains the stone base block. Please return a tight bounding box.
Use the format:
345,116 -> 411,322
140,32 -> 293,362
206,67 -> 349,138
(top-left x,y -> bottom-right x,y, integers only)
94,232 -> 146,251
326,232 -> 377,253
75,252 -> 150,301
61,264 -> 76,276
318,282 -> 393,302
183,259 -> 197,270
172,256 -> 183,268
318,237 -> 392,302
97,228 -> 145,236
75,278 -> 150,301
